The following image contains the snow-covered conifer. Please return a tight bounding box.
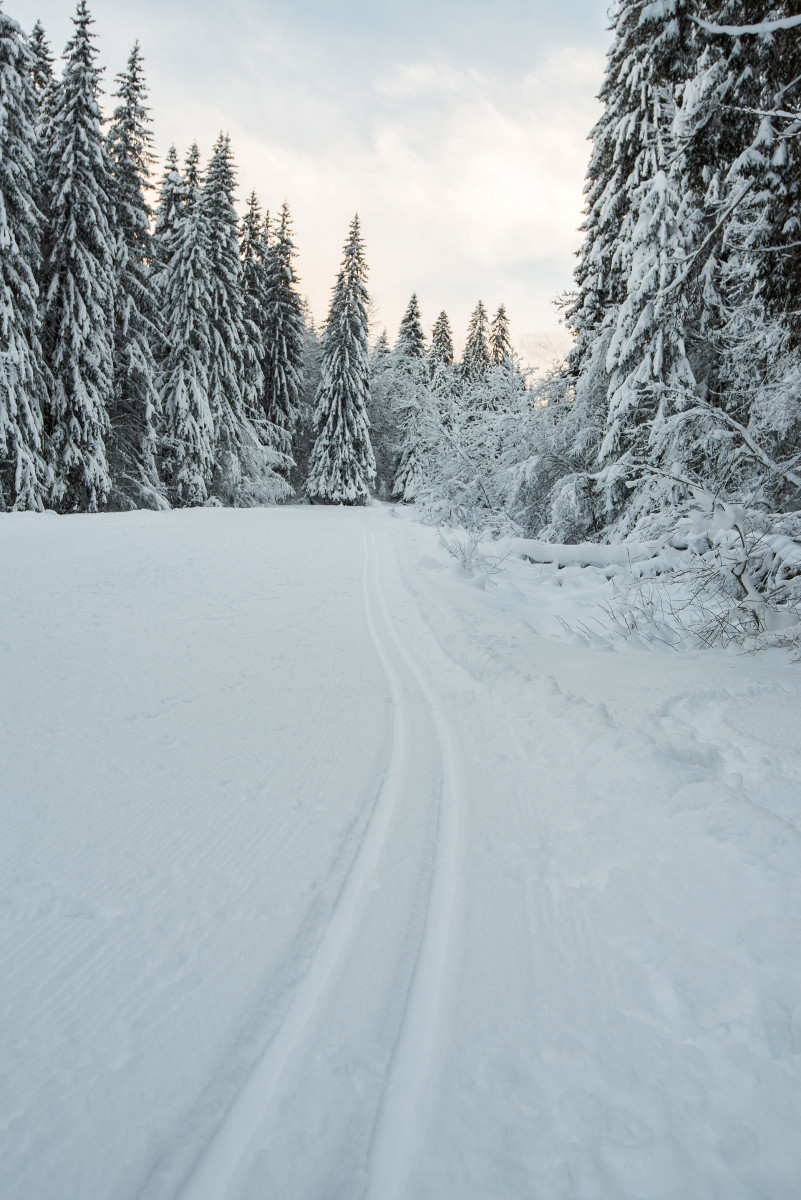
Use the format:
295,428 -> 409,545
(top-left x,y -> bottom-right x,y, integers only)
202,134 -> 251,499
566,0 -> 695,377
0,2 -> 49,509
490,304 -> 512,365
307,215 -> 375,504
202,135 -> 286,503
391,294 -> 432,502
371,329 -> 390,367
430,310 -> 454,369
290,300 -> 322,489
28,20 -> 57,227
105,42 -> 163,507
461,301 -> 490,379
262,200 -> 305,454
601,164 -> 698,531
157,143 -> 214,505
28,19 -> 54,95
395,293 -> 426,359
152,145 -> 184,276
366,329 -> 397,496
240,190 -> 268,422
40,0 -> 115,512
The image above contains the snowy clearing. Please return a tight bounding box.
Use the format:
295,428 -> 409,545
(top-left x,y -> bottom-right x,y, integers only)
2,505 -> 801,1200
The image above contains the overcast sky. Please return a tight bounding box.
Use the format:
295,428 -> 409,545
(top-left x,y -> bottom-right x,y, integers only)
15,0 -> 611,351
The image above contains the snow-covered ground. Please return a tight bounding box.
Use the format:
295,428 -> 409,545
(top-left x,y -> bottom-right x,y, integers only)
2,505 -> 801,1200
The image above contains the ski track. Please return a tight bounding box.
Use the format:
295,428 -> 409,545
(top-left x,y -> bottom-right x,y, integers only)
362,521 -> 464,1200
173,515 -> 462,1200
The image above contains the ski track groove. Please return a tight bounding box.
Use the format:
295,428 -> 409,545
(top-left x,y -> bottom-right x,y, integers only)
172,522 -> 416,1200
363,520 -> 464,1200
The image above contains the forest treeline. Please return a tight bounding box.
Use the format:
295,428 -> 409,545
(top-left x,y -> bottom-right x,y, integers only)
407,2 -> 801,545
1,0 -> 800,547
0,0 -> 525,514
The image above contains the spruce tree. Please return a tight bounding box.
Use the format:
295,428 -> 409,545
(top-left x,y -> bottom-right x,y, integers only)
29,20 -> 54,94
395,293 -> 426,359
372,329 -> 390,367
0,2 -> 49,509
391,294 -> 431,502
461,301 -> 491,379
262,200 -> 305,454
239,190 -> 268,425
602,170 -> 697,469
307,215 -> 375,504
105,42 -> 162,506
40,0 -> 115,512
366,329 -> 396,496
152,145 -> 184,275
28,20 -> 57,282
157,143 -> 214,506
203,133 -> 266,502
566,0 -> 696,376
429,310 -> 455,369
490,304 -> 512,365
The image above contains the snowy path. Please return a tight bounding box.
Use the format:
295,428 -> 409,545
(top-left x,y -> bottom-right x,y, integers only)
2,506 -> 801,1199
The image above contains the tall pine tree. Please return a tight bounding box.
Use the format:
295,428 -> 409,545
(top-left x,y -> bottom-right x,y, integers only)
490,304 -> 512,365
392,293 -> 431,502
307,215 -> 375,504
106,41 -> 163,507
461,300 -> 491,380
157,143 -> 214,506
395,292 -> 426,358
262,200 -> 305,455
203,134 -> 259,501
240,190 -> 268,426
40,0 -> 115,512
0,2 -> 49,509
429,310 -> 454,369
151,144 -> 184,277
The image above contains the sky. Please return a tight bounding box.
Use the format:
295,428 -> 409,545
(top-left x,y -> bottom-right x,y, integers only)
15,0 -> 612,355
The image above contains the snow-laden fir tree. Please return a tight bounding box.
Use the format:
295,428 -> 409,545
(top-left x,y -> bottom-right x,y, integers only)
367,329 -> 397,496
262,200 -> 305,455
28,20 -> 57,236
490,304 -> 512,365
0,1 -> 49,509
202,133 -> 253,500
566,0 -> 695,378
202,135 -> 287,504
391,293 -> 432,502
240,190 -> 268,426
395,292 -> 426,358
307,215 -> 375,504
157,143 -> 214,505
429,310 -> 454,369
372,329 -> 390,367
600,165 -> 698,531
151,144 -> 184,276
105,42 -> 163,507
28,19 -> 54,93
40,0 -> 115,512
714,1 -> 801,340
291,298 -> 322,489
461,301 -> 491,380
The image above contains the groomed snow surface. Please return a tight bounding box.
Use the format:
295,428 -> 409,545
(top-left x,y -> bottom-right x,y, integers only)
2,504 -> 801,1200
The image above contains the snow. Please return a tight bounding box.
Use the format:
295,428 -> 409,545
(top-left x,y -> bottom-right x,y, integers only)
2,504 -> 801,1200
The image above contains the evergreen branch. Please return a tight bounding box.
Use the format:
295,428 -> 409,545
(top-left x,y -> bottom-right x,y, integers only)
693,14 -> 801,35
678,403 -> 801,491
664,179 -> 755,293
